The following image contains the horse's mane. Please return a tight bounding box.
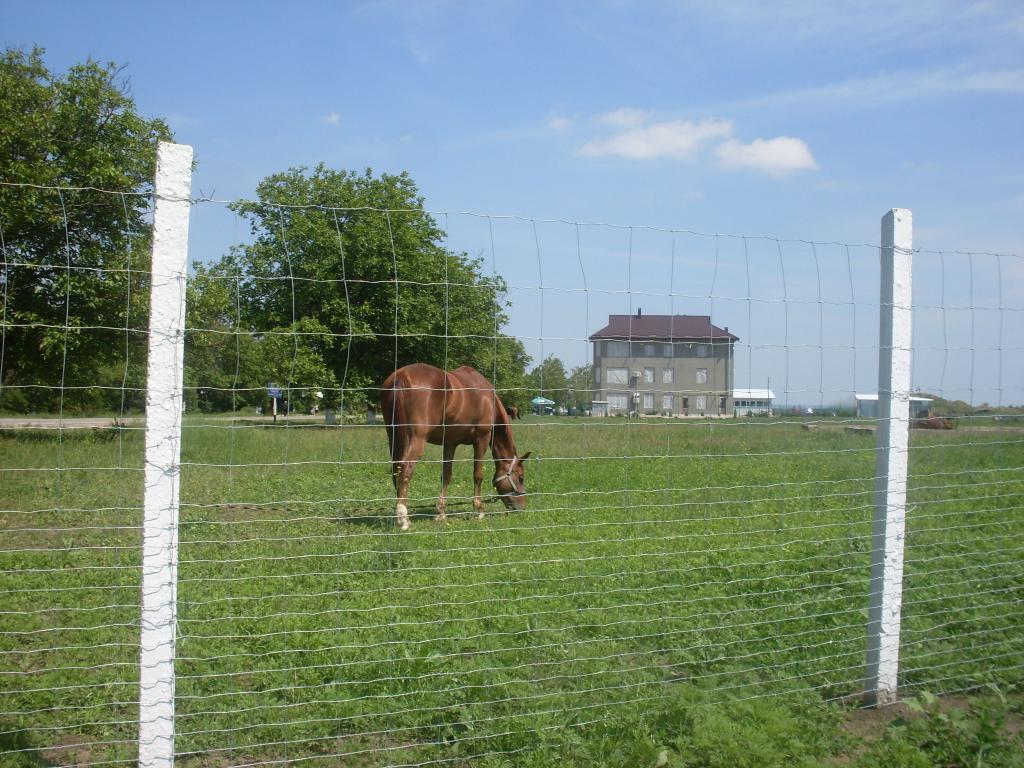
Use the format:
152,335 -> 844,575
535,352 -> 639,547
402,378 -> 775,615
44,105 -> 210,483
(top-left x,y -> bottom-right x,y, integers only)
491,395 -> 514,449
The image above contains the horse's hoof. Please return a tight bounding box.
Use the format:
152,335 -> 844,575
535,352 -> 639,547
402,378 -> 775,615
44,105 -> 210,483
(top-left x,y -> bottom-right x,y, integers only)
434,513 -> 447,522
476,512 -> 485,520
399,521 -> 411,532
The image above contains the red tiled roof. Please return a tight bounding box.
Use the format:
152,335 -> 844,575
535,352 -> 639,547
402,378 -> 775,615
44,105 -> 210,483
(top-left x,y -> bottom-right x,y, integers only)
589,314 -> 739,342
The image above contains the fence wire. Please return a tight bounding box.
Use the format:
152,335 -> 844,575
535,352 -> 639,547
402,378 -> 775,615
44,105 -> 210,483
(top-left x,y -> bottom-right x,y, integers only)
0,182 -> 1022,766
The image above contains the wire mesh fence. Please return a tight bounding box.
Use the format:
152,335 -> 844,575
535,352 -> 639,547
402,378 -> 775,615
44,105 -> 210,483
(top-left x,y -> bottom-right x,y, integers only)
1,144 -> 1022,766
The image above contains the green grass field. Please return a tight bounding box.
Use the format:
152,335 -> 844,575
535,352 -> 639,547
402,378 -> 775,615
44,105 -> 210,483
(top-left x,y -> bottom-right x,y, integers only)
2,417 -> 1023,766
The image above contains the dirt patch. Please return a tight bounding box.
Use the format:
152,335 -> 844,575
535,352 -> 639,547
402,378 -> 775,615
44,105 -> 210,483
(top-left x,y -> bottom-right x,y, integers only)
41,733 -> 103,767
832,693 -> 1024,765
842,700 -> 917,742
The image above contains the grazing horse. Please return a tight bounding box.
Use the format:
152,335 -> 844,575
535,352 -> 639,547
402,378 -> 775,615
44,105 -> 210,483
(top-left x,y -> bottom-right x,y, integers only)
914,415 -> 955,430
381,363 -> 530,531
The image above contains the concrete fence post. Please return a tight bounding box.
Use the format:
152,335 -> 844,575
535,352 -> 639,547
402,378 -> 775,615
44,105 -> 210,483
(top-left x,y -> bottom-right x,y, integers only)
139,141 -> 193,767
865,208 -> 913,706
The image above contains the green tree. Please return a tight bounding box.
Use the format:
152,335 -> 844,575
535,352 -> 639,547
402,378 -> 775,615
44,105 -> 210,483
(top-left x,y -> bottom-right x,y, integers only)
567,363 -> 595,414
487,338 -> 533,416
184,261 -> 260,413
253,318 -> 340,414
0,47 -> 172,413
193,165 -> 528,412
186,264 -> 342,414
527,355 -> 569,410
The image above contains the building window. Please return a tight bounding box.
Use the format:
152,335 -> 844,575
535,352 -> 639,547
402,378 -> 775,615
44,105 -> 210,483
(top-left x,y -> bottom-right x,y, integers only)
606,341 -> 628,357
696,368 -> 708,384
606,367 -> 628,384
696,345 -> 707,358
664,344 -> 673,357
643,393 -> 654,410
695,395 -> 707,412
607,394 -> 628,412
594,367 -> 600,383
662,394 -> 674,412
662,368 -> 674,384
643,343 -> 656,356
642,367 -> 655,384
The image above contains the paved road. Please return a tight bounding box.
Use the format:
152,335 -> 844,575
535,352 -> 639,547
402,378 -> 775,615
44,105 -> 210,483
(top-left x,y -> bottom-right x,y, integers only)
0,417 -> 143,430
0,415 -> 328,430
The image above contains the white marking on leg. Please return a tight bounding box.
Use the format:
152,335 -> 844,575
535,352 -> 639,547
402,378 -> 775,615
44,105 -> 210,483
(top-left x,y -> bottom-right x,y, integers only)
397,503 -> 410,531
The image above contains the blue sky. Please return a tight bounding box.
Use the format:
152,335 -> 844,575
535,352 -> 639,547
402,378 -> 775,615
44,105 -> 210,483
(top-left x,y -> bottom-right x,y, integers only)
3,1 -> 1022,405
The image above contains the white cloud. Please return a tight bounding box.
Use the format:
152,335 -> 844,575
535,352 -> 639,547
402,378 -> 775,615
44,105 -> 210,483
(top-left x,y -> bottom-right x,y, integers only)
579,108 -> 819,176
581,118 -> 733,159
324,112 -> 341,126
406,38 -> 434,65
598,107 -> 650,127
900,159 -> 940,172
715,137 -> 819,176
727,66 -> 1024,114
676,0 -> 1024,50
547,114 -> 572,131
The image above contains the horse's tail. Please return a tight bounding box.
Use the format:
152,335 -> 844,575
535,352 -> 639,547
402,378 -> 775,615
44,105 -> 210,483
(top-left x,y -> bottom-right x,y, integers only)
382,369 -> 409,462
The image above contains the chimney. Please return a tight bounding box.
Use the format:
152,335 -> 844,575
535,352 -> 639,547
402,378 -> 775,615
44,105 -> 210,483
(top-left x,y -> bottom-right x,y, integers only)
636,307 -> 642,319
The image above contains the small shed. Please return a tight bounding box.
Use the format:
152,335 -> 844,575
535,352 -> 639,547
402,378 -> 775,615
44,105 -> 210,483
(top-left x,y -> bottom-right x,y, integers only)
733,388 -> 775,416
855,394 -> 933,419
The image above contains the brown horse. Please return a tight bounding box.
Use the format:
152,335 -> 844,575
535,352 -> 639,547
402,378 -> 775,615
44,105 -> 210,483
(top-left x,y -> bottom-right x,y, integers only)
913,415 -> 955,430
381,363 -> 530,531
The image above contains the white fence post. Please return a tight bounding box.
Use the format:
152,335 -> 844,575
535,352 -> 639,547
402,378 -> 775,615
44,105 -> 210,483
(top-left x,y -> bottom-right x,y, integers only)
865,208 -> 913,706
139,141 -> 193,767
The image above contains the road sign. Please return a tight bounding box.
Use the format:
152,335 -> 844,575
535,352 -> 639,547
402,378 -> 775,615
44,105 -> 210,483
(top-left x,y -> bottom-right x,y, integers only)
267,386 -> 282,398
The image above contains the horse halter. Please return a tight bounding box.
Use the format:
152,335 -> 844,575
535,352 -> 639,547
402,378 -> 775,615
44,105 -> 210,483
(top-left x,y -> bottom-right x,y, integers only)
492,455 -> 524,497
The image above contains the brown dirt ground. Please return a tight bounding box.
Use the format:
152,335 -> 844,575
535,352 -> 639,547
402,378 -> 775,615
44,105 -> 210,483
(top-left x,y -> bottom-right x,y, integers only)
829,694 -> 1024,765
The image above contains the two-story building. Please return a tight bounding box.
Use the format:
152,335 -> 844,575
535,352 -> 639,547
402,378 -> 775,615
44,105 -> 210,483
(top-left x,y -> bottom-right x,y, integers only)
589,311 -> 738,416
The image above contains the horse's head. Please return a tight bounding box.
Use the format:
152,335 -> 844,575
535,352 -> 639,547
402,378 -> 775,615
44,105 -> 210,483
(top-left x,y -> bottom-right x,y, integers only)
493,452 -> 531,510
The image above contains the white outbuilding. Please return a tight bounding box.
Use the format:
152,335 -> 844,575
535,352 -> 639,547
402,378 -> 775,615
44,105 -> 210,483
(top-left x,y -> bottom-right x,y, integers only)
732,388 -> 775,416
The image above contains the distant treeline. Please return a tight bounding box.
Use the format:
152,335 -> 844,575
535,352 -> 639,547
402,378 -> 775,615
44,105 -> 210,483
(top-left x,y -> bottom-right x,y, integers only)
0,48 -> 548,417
